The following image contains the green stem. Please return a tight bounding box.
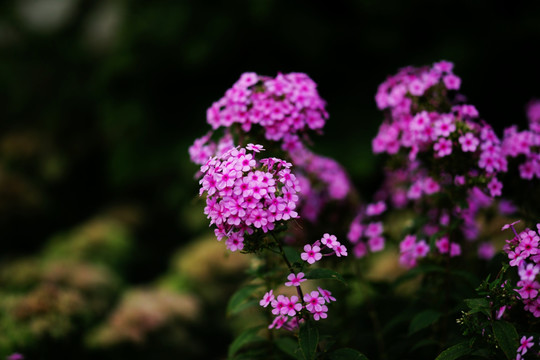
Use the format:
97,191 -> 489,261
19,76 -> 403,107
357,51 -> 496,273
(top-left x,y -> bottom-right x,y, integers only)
269,231 -> 305,302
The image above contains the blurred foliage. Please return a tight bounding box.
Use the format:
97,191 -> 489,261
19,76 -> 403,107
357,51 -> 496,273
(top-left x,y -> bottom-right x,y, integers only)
0,0 -> 539,358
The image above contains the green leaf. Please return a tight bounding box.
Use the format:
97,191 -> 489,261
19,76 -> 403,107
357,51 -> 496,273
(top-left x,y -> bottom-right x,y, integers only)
298,322 -> 319,360
228,327 -> 264,358
492,320 -> 519,359
305,268 -> 347,284
435,342 -> 473,360
329,348 -> 369,360
411,338 -> 439,351
464,298 -> 491,316
284,246 -> 302,265
275,336 -> 300,359
227,285 -> 260,315
408,310 -> 441,335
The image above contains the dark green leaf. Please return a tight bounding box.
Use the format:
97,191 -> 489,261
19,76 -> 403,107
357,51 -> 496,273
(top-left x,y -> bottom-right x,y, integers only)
275,336 -> 300,359
228,327 -> 264,358
464,298 -> 491,316
411,338 -> 439,351
492,320 -> 519,359
227,285 -> 260,315
298,322 -> 319,360
305,268 -> 346,284
329,348 -> 369,360
408,310 -> 441,335
471,348 -> 491,358
284,246 -> 302,265
435,342 -> 473,360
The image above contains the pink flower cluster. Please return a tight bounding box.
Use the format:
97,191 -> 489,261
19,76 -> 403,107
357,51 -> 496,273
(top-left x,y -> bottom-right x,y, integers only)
501,100 -> 540,180
198,144 -> 301,251
189,73 -> 351,222
283,138 -> 351,220
260,286 -> 337,330
399,235 -> 430,268
259,233 -> 345,330
206,72 -> 328,142
301,233 -> 348,263
502,222 -> 540,318
189,131 -> 235,166
347,201 -> 386,258
372,61 -> 507,198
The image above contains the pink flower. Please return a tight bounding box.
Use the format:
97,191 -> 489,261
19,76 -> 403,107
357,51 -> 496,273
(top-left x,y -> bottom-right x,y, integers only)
454,175 -> 466,186
408,78 -> 426,96
478,242 -> 495,260
312,305 -> 328,321
496,306 -> 506,320
434,138 -> 452,157
301,244 -> 322,264
487,177 -> 503,197
443,74 -> 461,90
459,133 -> 479,152
321,233 -> 339,249
433,61 -> 454,73
414,240 -> 430,258
7,354 -> 24,360
436,236 -> 450,254
517,335 -> 534,355
434,115 -> 456,137
423,177 -> 440,195
282,295 -> 303,316
268,315 -> 288,329
516,280 -> 540,299
285,272 -> 306,287
353,242 -> 368,258
450,243 -> 462,257
318,287 -> 336,303
271,295 -> 288,315
304,291 -> 325,312
501,220 -> 521,231
260,290 -> 275,307
400,235 -> 417,253
519,263 -> 540,282
334,243 -> 348,257
347,221 -> 363,243
368,236 -> 385,252
365,222 -> 383,237
366,201 -> 387,216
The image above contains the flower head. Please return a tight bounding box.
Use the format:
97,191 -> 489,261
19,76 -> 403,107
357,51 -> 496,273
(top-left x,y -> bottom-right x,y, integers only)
285,272 -> 306,287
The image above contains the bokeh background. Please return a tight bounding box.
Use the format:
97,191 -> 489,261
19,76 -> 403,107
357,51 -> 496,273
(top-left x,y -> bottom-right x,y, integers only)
1,0 -> 539,358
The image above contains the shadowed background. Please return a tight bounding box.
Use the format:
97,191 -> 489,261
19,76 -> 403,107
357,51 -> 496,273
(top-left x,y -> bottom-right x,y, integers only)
0,0 -> 539,358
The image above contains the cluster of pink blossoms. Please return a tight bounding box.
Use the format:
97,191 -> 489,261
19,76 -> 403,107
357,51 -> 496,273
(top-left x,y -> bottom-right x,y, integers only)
284,136 -> 351,220
259,234 -> 346,330
373,60 -> 506,198
198,144 -> 301,251
207,72 -> 328,141
347,201 -> 386,258
301,232 -> 348,262
260,286 -> 337,330
502,221 -> 540,318
189,72 -> 352,222
501,99 -> 540,180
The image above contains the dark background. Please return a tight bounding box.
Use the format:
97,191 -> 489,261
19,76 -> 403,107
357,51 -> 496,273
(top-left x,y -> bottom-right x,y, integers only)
0,0 -> 539,356
1,0 -> 539,284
